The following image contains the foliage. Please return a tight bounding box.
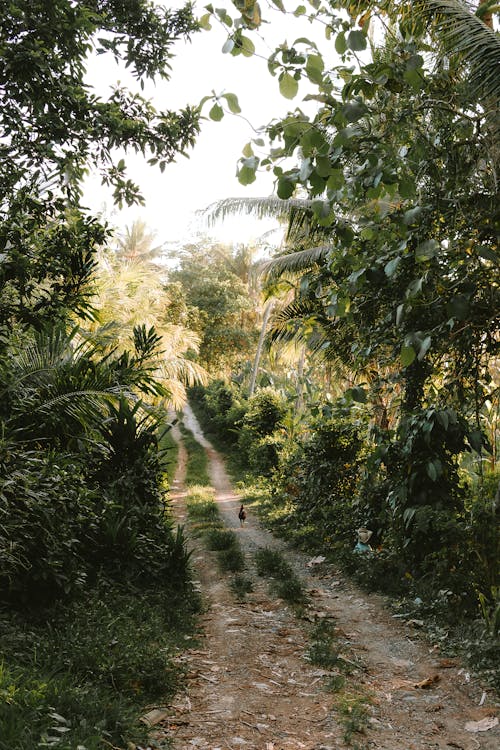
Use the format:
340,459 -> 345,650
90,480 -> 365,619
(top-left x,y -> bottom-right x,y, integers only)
179,419 -> 211,486
194,379 -> 248,443
92,234 -> 208,407
168,241 -> 260,372
254,546 -> 307,604
0,0 -> 200,209
247,433 -> 286,474
230,573 -> 254,600
237,387 -> 287,465
0,580 -> 200,750
272,415 -> 365,545
203,0 -> 499,610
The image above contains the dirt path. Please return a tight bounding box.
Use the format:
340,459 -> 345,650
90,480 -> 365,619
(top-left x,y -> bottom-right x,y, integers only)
159,406 -> 499,750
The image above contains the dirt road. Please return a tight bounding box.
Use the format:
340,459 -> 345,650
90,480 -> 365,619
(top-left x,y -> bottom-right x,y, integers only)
158,405 -> 498,750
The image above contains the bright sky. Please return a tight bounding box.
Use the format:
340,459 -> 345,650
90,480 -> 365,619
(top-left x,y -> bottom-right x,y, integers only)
82,1 -> 330,248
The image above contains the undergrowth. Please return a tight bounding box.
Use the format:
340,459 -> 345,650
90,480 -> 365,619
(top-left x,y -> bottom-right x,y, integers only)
179,420 -> 211,486
0,580 -> 200,750
186,487 -> 247,576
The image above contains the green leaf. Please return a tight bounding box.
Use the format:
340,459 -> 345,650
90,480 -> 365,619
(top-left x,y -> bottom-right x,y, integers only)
406,277 -> 423,298
238,160 -> 257,185
222,92 -> 241,113
384,257 -> 400,277
335,33 -> 347,54
294,5 -> 306,15
426,461 -> 438,482
242,142 -> 253,158
240,36 -> 255,57
327,169 -> 344,190
347,30 -> 367,51
312,200 -> 330,219
199,13 -> 212,30
400,345 -> 416,367
315,155 -> 331,178
415,239 -> 439,262
398,177 -> 415,198
277,177 -> 295,199
404,68 -> 424,92
209,103 -> 224,121
306,54 -> 324,83
350,386 -> 367,403
279,72 -> 299,99
402,206 -> 422,225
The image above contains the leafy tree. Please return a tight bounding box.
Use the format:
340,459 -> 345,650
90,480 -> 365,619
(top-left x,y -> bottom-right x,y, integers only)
0,1 -> 205,607
0,0 -> 200,208
168,241 -> 260,373
205,1 -> 499,568
0,0 -> 201,343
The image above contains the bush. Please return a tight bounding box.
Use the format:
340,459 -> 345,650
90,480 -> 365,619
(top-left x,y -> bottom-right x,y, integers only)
271,417 -> 365,546
247,434 -> 285,475
0,581 -> 200,750
0,450 -> 96,604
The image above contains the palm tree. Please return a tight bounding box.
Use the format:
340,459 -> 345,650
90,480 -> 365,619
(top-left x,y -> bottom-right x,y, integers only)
418,1 -> 500,101
90,251 -> 208,408
114,219 -> 164,264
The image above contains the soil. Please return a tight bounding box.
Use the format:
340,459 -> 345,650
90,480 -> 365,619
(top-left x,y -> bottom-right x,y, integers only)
153,405 -> 499,750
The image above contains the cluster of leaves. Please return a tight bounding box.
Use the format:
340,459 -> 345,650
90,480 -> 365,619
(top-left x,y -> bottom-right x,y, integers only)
0,1 -> 207,746
200,0 -> 499,593
0,0 -> 200,208
0,327 -> 192,605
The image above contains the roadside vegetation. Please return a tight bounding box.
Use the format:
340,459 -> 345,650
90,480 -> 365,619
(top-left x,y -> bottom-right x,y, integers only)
188,379 -> 499,691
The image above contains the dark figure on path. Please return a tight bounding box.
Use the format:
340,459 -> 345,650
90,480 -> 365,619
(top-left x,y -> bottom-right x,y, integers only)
238,504 -> 247,526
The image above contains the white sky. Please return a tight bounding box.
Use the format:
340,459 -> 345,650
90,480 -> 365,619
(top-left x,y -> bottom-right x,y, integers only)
82,1 -> 331,248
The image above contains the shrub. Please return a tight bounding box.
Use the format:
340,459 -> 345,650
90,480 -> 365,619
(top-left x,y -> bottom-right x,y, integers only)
271,417 -> 365,546
248,434 -> 285,475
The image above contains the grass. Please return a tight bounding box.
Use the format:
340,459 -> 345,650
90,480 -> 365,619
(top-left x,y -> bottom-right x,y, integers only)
159,421 -> 179,484
179,420 -> 211,486
0,581 -> 200,750
185,487 -> 247,578
217,546 -> 245,573
336,692 -> 371,745
307,619 -> 365,675
254,547 -> 307,605
230,574 -> 254,601
205,528 -> 239,551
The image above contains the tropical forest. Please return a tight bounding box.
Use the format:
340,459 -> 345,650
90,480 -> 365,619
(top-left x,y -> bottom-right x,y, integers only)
0,2 -> 498,749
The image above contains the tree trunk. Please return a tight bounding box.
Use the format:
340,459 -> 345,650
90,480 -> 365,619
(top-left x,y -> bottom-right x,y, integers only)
249,300 -> 274,396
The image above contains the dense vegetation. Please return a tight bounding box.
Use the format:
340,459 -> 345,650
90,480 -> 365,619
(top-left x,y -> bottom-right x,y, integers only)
0,2 -> 203,746
185,0 -> 499,689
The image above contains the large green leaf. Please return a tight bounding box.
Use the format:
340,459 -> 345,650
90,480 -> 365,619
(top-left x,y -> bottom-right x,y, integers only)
279,72 -> 299,99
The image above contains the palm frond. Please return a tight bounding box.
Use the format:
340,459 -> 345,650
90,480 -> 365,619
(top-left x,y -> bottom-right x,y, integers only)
260,245 -> 332,282
418,0 -> 500,100
204,196 -> 315,226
